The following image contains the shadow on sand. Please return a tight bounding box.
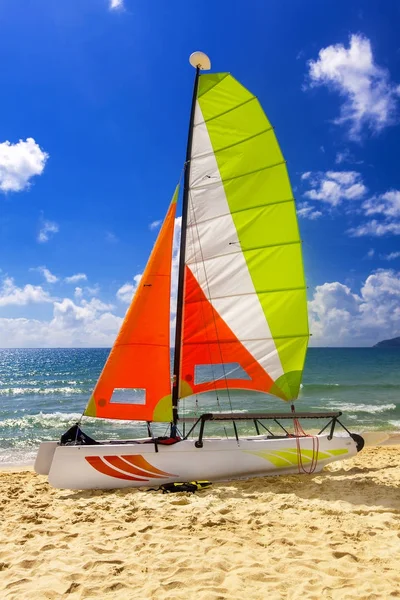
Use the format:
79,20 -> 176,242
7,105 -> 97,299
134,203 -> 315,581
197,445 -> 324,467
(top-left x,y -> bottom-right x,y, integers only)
57,461 -> 400,512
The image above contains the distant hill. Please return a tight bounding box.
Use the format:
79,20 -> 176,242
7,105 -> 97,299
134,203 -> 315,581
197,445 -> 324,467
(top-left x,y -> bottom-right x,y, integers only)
374,337 -> 400,348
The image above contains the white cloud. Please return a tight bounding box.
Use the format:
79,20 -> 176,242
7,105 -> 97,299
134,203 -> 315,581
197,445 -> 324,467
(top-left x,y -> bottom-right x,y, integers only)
0,313 -> 122,348
105,231 -> 118,243
149,220 -> 162,231
0,277 -> 52,307
0,214 -> 181,347
0,138 -> 48,193
342,189 -> 400,237
335,151 -> 348,165
362,190 -> 400,219
86,285 -> 100,296
37,219 -> 59,243
0,297 -> 123,348
33,266 -> 58,283
65,273 -> 87,284
383,251 -> 400,261
366,248 -> 375,259
307,34 -> 400,139
335,149 -> 363,165
0,275 -> 122,347
81,297 -> 115,312
348,219 -> 400,237
116,274 -> 142,303
303,170 -> 367,206
297,201 -> 322,220
110,0 -> 124,9
309,269 -> 400,346
326,171 -> 360,186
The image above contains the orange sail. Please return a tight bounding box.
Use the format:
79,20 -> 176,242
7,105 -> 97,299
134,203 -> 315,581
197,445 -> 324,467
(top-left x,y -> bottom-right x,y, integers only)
84,187 -> 178,422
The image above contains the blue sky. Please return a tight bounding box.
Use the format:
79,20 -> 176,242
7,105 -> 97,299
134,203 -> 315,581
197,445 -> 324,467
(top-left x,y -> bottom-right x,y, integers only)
0,0 -> 399,347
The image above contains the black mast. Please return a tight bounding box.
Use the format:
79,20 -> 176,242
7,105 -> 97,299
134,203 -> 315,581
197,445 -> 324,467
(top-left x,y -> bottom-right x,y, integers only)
171,65 -> 201,430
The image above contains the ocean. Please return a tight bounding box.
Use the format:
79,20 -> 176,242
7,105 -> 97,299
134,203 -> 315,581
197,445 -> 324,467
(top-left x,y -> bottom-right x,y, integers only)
0,347 -> 399,466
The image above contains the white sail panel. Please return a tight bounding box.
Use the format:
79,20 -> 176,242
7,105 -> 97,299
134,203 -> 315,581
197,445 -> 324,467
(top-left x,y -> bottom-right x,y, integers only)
184,101 -> 284,384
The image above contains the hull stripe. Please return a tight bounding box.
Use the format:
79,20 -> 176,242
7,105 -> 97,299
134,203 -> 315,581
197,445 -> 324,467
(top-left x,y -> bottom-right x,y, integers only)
121,455 -> 176,477
85,456 -> 147,481
104,456 -> 152,479
85,454 -> 176,481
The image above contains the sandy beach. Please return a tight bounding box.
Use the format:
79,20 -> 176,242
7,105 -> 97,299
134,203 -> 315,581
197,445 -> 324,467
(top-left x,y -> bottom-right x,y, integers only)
1,444 -> 399,600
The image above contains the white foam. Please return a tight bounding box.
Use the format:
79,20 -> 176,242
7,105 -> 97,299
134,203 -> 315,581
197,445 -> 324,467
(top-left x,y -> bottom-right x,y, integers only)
0,387 -> 84,396
329,402 -> 397,414
0,411 -> 147,430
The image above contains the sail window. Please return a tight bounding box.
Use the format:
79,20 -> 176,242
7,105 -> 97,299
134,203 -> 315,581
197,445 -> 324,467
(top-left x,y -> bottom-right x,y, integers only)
194,363 -> 250,385
109,388 -> 146,405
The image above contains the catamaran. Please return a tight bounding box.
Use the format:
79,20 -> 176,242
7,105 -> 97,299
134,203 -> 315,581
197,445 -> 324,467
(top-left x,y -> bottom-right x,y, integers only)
35,52 -> 364,490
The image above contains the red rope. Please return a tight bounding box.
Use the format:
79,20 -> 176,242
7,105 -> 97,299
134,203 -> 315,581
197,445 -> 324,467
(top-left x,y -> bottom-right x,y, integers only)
291,405 -> 319,475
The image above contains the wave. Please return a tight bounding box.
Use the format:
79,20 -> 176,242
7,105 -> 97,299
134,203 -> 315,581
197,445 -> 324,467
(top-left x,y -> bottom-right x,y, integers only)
326,402 -> 397,414
0,411 -> 149,430
0,448 -> 37,466
302,383 -> 400,391
0,387 -> 88,396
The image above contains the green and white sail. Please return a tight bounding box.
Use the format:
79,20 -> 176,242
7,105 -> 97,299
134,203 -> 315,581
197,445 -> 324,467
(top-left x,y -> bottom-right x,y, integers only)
178,73 -> 309,402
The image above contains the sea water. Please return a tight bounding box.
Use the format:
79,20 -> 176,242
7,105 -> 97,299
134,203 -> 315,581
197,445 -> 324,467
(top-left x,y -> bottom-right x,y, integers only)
0,348 -> 399,466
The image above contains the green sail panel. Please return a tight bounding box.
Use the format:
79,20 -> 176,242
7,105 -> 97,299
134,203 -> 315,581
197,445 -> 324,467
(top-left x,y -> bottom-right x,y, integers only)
181,73 -> 309,401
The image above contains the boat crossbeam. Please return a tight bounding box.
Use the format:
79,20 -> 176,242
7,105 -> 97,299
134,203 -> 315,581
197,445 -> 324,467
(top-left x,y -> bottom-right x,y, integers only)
180,411 -> 343,448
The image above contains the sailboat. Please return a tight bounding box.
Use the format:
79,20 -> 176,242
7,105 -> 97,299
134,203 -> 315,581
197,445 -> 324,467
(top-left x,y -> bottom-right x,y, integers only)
35,52 -> 364,490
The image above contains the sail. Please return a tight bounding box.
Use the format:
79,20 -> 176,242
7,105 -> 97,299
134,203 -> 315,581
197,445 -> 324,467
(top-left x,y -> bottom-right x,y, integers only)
178,73 -> 309,402
84,187 -> 178,422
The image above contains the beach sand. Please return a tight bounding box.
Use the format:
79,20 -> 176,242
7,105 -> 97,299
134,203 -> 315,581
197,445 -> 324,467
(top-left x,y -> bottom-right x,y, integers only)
1,444 -> 399,600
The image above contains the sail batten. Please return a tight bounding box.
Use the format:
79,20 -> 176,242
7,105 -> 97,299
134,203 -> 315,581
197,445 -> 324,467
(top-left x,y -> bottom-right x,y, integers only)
191,161 -> 288,188
192,127 -> 273,159
177,73 -> 309,403
197,96 -> 257,125
197,73 -> 230,98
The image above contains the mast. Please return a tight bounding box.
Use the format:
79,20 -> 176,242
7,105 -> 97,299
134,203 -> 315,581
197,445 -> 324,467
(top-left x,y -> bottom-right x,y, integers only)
172,52 -> 211,428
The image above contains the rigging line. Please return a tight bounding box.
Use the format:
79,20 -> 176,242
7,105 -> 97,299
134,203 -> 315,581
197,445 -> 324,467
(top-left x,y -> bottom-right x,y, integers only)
187,197 -> 222,407
188,196 -> 222,405
188,188 -> 234,416
209,364 -> 250,383
187,204 -> 227,433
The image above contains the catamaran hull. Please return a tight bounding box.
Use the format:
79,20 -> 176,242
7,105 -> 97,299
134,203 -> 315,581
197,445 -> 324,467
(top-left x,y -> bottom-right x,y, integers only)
36,434 -> 358,490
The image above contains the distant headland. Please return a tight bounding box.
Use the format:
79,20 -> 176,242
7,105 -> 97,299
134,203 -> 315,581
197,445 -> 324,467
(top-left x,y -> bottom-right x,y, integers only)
374,337 -> 400,348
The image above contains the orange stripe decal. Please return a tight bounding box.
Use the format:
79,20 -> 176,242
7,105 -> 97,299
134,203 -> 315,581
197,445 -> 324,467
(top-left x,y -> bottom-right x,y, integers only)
85,456 -> 148,481
121,455 -> 176,477
104,456 -> 158,479
85,454 -> 175,481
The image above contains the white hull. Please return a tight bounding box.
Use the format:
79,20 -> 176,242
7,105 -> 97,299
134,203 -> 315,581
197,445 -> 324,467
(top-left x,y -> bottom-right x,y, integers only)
35,434 -> 358,490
